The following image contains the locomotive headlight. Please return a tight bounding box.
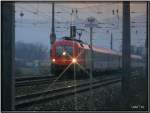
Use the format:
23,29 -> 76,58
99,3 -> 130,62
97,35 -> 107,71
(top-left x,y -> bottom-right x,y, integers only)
72,58 -> 77,63
52,58 -> 55,62
62,51 -> 66,56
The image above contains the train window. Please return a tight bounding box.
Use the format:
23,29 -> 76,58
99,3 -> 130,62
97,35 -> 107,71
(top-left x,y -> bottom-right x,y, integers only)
56,46 -> 73,56
56,46 -> 63,56
64,46 -> 73,56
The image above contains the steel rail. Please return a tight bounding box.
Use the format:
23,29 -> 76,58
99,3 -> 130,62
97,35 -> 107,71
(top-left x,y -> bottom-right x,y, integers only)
16,75 -> 54,81
15,75 -> 56,87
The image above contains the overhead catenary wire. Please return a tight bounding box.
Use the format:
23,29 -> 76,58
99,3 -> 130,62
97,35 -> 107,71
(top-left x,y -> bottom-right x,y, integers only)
15,2 -> 146,52
16,5 -> 50,18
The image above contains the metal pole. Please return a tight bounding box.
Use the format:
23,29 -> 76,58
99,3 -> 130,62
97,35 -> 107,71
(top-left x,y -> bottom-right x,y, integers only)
145,2 -> 149,92
70,26 -> 76,38
110,31 -> 113,50
70,9 -> 73,38
147,3 -> 150,111
52,2 -> 55,34
70,9 -> 76,38
90,27 -> 93,78
89,27 -> 94,110
50,2 -> 56,74
50,2 -> 56,45
117,9 -> 119,28
74,62 -> 77,110
122,1 -> 131,109
2,2 -> 15,110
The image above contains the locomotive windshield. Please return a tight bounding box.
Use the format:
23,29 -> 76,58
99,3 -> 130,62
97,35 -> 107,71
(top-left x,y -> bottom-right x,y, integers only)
56,46 -> 73,57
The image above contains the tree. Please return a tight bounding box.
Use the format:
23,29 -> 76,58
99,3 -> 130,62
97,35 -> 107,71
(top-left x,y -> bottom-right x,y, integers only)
15,41 -> 49,62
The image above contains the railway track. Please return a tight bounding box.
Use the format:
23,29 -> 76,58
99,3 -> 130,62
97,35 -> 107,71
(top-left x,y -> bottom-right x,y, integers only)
15,75 -> 56,87
15,70 -> 138,87
15,73 -> 139,109
15,72 -> 122,87
15,76 -> 121,109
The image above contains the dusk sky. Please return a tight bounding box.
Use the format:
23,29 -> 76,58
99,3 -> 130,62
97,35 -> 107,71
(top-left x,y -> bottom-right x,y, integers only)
15,2 -> 147,52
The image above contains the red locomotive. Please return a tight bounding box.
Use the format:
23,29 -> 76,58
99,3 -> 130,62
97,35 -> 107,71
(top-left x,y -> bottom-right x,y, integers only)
50,37 -> 143,74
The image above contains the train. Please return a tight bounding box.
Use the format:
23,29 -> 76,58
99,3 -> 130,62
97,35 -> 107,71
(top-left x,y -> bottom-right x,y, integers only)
50,36 -> 143,75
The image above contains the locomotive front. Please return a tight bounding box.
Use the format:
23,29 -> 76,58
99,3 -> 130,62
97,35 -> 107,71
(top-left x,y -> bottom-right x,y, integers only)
50,39 -> 79,74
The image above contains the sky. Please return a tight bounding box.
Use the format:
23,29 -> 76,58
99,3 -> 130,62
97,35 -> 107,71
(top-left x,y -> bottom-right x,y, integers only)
15,2 -> 147,52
